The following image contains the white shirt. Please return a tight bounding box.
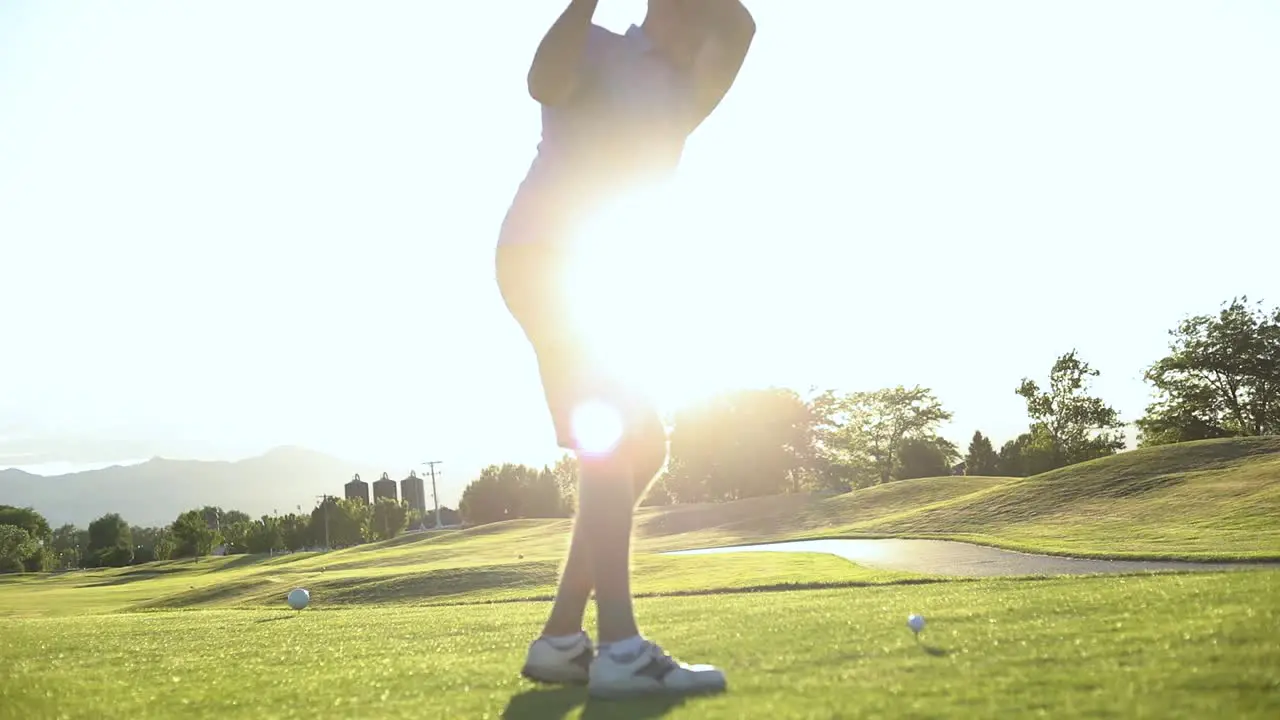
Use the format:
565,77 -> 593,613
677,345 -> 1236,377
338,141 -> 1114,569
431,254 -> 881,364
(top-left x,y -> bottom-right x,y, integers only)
499,24 -> 696,247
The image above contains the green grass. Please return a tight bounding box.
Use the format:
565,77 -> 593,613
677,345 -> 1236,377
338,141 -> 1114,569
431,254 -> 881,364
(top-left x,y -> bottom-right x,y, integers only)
2,571 -> 1276,719
0,544 -> 917,618
852,436 -> 1280,560
639,436 -> 1280,560
1,437 -> 1278,717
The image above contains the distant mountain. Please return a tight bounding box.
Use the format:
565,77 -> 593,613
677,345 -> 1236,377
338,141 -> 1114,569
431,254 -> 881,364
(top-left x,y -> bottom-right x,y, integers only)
0,446 -> 391,527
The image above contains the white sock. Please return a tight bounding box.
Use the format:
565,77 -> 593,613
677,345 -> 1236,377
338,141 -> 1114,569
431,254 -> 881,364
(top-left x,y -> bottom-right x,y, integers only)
543,632 -> 586,650
604,635 -> 646,659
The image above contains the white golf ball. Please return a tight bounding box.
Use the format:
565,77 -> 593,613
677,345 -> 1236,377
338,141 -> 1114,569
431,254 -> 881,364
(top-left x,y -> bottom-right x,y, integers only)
287,588 -> 310,610
907,614 -> 925,633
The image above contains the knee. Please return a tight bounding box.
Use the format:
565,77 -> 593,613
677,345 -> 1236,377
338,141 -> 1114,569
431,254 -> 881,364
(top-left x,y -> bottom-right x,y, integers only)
623,413 -> 668,496
574,408 -> 667,490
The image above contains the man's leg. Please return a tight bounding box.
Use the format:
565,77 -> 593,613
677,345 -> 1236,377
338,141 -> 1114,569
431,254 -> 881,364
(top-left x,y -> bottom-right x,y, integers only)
579,409 -> 667,644
523,391 -> 666,684
501,243 -> 600,684
540,509 -> 594,638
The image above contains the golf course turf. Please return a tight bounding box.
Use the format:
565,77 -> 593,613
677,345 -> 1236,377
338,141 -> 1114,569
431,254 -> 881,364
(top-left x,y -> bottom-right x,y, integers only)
1,437 -> 1278,718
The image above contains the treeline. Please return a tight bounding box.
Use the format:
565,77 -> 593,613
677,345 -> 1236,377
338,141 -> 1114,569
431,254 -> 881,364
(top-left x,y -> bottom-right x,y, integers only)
0,501 -> 461,573
457,296 -> 1280,525
4,296 -> 1276,566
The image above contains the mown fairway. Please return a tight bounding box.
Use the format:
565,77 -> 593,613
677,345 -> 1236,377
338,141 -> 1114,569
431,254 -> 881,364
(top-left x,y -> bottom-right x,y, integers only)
2,572 -> 1277,719
2,438 -> 1278,718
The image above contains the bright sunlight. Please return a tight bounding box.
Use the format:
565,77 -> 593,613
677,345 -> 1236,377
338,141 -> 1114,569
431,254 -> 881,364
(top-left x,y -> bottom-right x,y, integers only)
561,178 -> 771,415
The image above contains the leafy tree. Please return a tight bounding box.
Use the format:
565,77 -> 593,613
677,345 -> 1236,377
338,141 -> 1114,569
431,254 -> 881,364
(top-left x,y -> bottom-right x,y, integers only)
49,524 -> 88,569
85,513 -> 133,567
245,516 -> 284,554
551,454 -> 579,513
406,508 -> 425,531
0,525 -> 37,574
278,514 -> 309,552
223,510 -> 252,526
895,436 -> 960,480
171,510 -> 219,558
308,497 -> 368,548
369,499 -> 409,541
220,520 -> 252,554
804,389 -> 859,492
1138,297 -> 1280,445
523,467 -> 569,518
130,526 -> 173,563
666,387 -> 815,502
423,507 -> 460,528
1016,350 -> 1125,468
0,506 -> 51,542
458,464 -> 571,526
0,506 -> 52,571
965,431 -> 1001,476
835,386 -> 953,485
199,506 -> 224,530
995,428 -> 1059,477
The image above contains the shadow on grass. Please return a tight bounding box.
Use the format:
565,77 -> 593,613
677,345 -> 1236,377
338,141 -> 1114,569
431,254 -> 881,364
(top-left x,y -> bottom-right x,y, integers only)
254,614 -> 299,624
210,554 -> 273,572
501,686 -> 690,720
76,567 -> 187,588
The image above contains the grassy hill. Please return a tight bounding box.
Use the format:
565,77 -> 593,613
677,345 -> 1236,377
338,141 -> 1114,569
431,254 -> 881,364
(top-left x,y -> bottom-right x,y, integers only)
1,437 -> 1276,620
853,436 -> 1280,559
638,436 -> 1280,560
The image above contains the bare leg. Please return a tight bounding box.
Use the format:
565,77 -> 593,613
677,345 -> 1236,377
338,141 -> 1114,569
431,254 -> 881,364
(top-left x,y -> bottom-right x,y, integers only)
541,511 -> 594,637
579,452 -> 642,644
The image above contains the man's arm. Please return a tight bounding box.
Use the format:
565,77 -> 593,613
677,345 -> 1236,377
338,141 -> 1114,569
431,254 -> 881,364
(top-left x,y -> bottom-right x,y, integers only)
527,0 -> 600,106
688,0 -> 756,128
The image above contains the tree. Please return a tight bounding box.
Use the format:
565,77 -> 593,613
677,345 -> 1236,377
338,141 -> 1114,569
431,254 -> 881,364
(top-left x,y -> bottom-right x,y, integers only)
278,514 -> 308,552
85,513 -> 133,567
1138,297 -> 1280,445
523,467 -> 569,518
551,454 -> 579,513
423,507 -> 460,528
0,506 -> 53,571
220,520 -> 252,554
665,387 -> 816,502
245,516 -> 284,554
199,506 -> 224,530
50,524 -> 88,569
171,510 -> 218,559
836,386 -> 953,485
458,463 -> 571,526
223,510 -> 252,526
308,497 -> 368,548
895,436 -> 959,480
369,499 -> 409,541
0,506 -> 51,542
995,428 -> 1060,477
130,526 -> 173,563
0,525 -> 37,574
1016,350 -> 1125,468
965,431 -> 1001,476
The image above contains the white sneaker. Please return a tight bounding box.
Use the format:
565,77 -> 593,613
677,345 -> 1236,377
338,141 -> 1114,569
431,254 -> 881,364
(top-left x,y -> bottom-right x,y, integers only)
587,641 -> 727,699
521,632 -> 594,685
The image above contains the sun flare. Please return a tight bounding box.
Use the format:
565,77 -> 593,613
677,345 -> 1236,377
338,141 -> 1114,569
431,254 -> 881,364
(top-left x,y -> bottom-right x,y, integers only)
560,180 -> 752,415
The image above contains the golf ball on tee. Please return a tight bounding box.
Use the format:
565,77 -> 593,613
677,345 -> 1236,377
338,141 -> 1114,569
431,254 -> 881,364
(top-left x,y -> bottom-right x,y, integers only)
908,614 -> 925,633
287,588 -> 310,610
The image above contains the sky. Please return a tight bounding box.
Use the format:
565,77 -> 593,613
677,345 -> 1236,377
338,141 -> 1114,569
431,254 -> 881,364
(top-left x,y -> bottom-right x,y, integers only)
1,0 -> 1277,506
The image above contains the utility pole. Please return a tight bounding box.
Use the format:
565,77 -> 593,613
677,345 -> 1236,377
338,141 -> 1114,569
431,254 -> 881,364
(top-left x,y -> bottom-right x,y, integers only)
421,461 -> 443,529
